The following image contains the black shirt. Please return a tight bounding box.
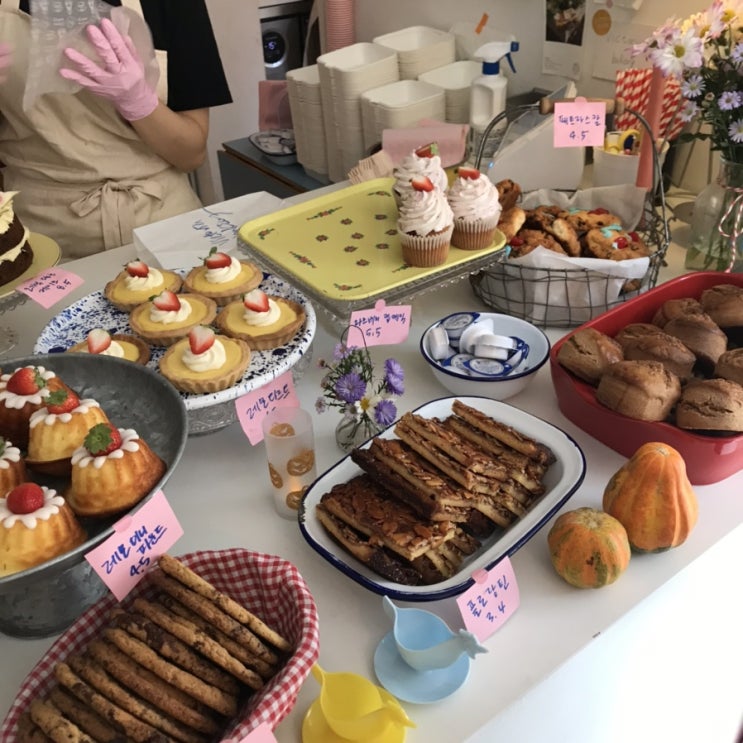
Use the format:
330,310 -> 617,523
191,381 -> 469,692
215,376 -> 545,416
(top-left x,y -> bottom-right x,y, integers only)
18,0 -> 232,111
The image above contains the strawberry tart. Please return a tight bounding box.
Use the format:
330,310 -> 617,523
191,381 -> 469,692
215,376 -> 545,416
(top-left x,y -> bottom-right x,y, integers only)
0,437 -> 26,494
215,288 -> 306,350
0,482 -> 86,577
66,422 -> 166,518
129,289 -> 217,347
104,259 -> 183,312
396,176 -> 454,267
392,143 -> 449,206
159,326 -> 251,394
447,166 -> 502,250
182,248 -> 262,306
66,328 -> 150,365
25,388 -> 110,477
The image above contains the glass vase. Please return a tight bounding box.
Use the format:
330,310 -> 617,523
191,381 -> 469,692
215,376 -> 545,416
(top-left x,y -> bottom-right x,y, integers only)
335,416 -> 384,454
685,158 -> 743,272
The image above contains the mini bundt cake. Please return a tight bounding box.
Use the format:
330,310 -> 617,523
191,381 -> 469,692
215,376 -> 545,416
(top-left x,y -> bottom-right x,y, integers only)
0,365 -> 74,450
0,436 -> 25,494
0,482 -> 86,577
66,422 -> 166,518
25,388 -> 110,477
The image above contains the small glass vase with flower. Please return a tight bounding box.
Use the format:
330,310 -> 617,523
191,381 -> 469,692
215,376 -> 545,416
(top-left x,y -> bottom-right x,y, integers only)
315,327 -> 405,454
631,1 -> 743,271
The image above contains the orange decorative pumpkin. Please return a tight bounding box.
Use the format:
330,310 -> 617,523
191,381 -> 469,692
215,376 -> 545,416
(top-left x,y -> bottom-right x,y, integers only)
547,507 -> 631,588
602,442 -> 698,552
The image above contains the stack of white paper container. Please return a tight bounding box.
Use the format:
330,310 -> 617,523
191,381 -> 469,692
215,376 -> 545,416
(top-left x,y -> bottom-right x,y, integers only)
360,80 -> 446,152
418,60 -> 482,124
317,42 -> 399,181
373,26 -> 456,80
286,65 -> 328,180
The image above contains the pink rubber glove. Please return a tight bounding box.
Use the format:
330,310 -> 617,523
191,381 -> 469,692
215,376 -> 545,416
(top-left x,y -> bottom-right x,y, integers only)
59,18 -> 158,121
0,43 -> 12,83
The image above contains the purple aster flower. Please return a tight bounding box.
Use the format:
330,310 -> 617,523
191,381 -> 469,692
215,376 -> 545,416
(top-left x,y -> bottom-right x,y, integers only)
383,358 -> 405,395
315,398 -> 327,413
373,398 -> 397,427
719,90 -> 742,111
335,372 -> 366,403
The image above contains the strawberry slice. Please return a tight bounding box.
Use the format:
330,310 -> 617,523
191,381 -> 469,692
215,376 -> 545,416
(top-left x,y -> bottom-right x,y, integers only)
6,483 -> 45,514
84,422 -> 122,456
46,388 -> 80,414
411,175 -> 434,192
152,290 -> 181,312
414,142 -> 439,158
87,328 -> 112,354
189,326 -> 215,355
457,166 -> 481,180
589,207 -> 610,215
205,250 -> 232,269
126,260 -> 149,278
244,288 -> 269,313
6,366 -> 44,396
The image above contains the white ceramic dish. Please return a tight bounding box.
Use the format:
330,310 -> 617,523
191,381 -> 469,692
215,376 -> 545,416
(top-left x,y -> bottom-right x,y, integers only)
298,395 -> 585,602
420,312 -> 551,400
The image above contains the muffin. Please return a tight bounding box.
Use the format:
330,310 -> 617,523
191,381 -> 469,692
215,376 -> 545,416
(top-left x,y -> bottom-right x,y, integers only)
676,378 -> 743,432
556,327 -> 624,385
714,348 -> 743,386
595,360 -> 681,422
614,323 -> 666,351
663,313 -> 727,369
651,297 -> 705,328
620,331 -> 697,382
447,167 -> 502,250
397,180 -> 454,268
700,284 -> 743,329
392,146 -> 448,206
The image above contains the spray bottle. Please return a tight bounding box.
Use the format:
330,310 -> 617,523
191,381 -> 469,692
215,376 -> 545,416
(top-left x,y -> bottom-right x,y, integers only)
469,39 -> 519,158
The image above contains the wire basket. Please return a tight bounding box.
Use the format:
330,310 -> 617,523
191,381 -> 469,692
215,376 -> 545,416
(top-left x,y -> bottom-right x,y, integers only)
470,100 -> 671,327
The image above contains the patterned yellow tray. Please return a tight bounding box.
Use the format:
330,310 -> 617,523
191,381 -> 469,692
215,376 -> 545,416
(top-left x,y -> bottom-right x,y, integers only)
238,178 -> 506,303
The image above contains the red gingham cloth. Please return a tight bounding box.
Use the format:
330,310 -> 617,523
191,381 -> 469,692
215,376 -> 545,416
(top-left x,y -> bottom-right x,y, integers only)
0,549 -> 320,741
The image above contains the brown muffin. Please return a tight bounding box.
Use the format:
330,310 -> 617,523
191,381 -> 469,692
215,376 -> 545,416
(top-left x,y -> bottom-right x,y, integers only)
613,323 -> 665,351
595,360 -> 681,422
714,348 -> 743,386
651,297 -> 704,328
663,313 -> 728,368
675,378 -> 743,432
700,284 -> 743,328
621,331 -> 697,382
557,327 -> 624,385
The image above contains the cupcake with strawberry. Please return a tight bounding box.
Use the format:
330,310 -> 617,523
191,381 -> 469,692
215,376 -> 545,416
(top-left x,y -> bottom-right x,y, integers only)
397,175 -> 454,267
182,247 -> 263,306
392,142 -> 449,207
104,258 -> 183,312
447,166 -> 503,250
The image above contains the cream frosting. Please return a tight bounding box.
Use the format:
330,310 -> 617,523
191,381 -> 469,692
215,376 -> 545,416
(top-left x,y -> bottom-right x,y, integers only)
205,255 -> 241,284
124,267 -> 164,291
393,153 -> 448,201
448,174 -> 502,224
243,298 -> 281,326
0,441 -> 21,470
0,191 -> 19,235
0,485 -> 63,530
29,399 -> 101,429
149,297 -> 192,324
71,428 -> 141,469
182,338 -> 227,372
0,366 -> 56,409
397,189 -> 454,236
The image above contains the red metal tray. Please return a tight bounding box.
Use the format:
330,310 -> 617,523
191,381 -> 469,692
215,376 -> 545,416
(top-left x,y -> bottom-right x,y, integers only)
550,272 -> 743,485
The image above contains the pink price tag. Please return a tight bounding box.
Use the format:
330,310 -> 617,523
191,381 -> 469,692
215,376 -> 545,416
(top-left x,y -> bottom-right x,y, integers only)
16,267 -> 84,309
230,721 -> 278,742
553,98 -> 606,148
349,300 -> 411,347
456,556 -> 520,642
84,490 -> 183,601
235,370 -> 299,444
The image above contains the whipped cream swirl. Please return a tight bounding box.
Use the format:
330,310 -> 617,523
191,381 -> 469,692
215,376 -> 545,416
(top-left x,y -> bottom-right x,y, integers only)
397,189 -> 454,236
150,297 -> 192,324
124,267 -> 164,291
393,152 -> 448,201
182,338 -> 227,372
243,298 -> 281,326
448,174 -> 502,224
206,256 -> 242,284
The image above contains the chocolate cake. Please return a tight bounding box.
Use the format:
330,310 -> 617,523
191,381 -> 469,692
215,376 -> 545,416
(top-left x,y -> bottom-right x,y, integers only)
0,192 -> 33,287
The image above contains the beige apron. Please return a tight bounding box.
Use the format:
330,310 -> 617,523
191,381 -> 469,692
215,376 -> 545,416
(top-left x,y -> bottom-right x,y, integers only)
0,0 -> 201,260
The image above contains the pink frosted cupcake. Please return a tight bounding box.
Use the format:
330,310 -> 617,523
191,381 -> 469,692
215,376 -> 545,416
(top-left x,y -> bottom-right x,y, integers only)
397,177 -> 454,267
447,166 -> 502,250
392,143 -> 449,206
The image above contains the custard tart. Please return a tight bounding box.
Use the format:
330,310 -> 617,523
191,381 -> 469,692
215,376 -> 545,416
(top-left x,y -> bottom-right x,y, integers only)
129,290 -> 217,347
182,248 -> 262,306
104,259 -> 183,312
67,329 -> 151,365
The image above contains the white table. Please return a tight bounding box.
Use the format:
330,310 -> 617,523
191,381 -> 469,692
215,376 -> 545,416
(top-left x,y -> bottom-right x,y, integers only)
1,235 -> 742,743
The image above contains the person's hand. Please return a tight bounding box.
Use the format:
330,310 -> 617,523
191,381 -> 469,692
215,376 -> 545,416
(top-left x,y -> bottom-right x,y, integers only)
0,43 -> 12,83
59,18 -> 158,121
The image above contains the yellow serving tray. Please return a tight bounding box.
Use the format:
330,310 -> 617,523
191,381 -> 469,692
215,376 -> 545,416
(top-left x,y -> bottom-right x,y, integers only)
238,178 -> 506,303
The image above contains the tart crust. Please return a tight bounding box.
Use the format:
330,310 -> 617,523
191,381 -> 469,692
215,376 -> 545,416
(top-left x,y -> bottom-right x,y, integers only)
182,261 -> 263,306
104,268 -> 183,312
159,335 -> 252,394
215,296 -> 306,350
129,294 -> 217,347
66,334 -> 151,365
